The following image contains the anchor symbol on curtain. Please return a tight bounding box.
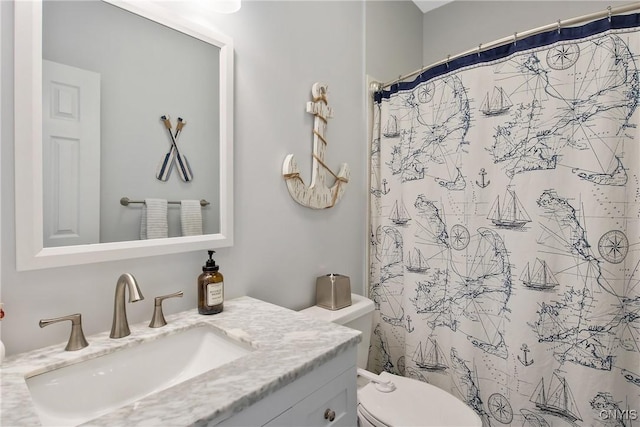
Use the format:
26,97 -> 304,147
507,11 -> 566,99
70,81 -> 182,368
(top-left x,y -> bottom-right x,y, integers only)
282,82 -> 349,209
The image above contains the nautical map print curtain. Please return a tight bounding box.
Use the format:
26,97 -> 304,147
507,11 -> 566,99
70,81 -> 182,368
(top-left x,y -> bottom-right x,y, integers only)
369,15 -> 640,427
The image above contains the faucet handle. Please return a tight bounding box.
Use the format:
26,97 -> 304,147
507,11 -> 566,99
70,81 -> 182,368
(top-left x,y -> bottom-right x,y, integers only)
39,313 -> 89,351
149,291 -> 184,328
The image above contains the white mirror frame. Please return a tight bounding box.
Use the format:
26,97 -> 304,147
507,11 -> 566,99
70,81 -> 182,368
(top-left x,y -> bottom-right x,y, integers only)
14,0 -> 234,271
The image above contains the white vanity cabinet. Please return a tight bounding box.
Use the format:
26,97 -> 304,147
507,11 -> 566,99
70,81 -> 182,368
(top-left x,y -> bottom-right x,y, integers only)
220,346 -> 357,427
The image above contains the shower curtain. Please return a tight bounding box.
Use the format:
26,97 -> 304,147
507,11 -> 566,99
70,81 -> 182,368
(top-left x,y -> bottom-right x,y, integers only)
369,14 -> 640,427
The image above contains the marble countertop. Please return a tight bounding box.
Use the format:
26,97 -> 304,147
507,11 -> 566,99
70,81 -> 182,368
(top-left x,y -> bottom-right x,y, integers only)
1,296 -> 360,426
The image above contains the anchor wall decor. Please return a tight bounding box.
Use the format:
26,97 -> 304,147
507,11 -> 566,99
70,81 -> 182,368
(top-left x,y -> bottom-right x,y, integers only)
282,82 -> 349,209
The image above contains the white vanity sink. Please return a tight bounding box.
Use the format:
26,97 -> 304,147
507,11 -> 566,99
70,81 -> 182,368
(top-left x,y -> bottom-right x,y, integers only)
25,325 -> 252,426
2,298 -> 361,427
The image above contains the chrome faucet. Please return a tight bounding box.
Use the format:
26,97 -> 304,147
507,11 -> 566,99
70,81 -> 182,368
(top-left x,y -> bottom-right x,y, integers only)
110,273 -> 144,338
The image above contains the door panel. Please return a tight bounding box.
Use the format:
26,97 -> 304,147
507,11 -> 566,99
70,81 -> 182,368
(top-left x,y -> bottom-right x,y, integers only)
43,60 -> 100,247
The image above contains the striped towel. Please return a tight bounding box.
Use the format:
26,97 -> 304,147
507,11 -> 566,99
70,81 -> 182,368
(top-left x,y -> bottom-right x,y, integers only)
181,200 -> 203,236
140,199 -> 168,239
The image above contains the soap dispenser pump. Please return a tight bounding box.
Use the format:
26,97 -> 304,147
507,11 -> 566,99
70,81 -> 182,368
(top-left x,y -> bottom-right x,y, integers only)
198,250 -> 224,315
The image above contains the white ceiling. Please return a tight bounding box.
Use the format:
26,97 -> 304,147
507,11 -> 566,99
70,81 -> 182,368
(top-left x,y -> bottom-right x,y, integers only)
412,0 -> 453,14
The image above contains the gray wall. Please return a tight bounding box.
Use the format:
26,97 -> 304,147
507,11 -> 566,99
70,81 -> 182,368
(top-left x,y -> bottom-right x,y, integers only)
366,1 -> 424,84
0,0 -> 422,356
2,0 -> 621,358
423,1 -> 629,65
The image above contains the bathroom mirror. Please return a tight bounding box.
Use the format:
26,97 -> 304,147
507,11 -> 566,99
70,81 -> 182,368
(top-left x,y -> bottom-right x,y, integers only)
14,0 -> 234,270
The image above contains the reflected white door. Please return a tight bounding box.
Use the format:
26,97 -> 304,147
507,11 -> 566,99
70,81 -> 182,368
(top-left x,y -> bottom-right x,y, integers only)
43,60 -> 100,247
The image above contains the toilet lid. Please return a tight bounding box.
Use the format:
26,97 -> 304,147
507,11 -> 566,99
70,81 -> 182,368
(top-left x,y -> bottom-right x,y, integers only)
357,372 -> 482,427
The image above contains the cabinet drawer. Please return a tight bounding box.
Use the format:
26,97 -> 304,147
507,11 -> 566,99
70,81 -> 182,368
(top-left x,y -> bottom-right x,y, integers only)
265,366 -> 356,427
220,346 -> 357,427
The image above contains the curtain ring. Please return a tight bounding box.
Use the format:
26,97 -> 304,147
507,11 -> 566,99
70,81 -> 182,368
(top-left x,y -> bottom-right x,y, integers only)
557,19 -> 561,34
608,6 -> 612,22
477,43 -> 482,57
446,54 -> 450,68
513,32 -> 518,46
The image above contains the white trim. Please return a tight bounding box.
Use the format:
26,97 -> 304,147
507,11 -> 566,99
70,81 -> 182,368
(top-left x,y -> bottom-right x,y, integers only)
364,75 -> 380,300
14,1 -> 234,270
0,0 -> 3,308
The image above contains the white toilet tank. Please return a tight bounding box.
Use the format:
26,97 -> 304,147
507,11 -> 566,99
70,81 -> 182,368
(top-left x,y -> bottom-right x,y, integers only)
300,293 -> 374,369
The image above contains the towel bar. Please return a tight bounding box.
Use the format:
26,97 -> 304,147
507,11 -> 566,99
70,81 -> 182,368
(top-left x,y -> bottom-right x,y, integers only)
120,197 -> 209,207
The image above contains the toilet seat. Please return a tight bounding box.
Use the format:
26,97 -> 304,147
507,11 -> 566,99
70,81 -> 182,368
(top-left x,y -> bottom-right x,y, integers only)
357,404 -> 390,427
357,372 -> 482,427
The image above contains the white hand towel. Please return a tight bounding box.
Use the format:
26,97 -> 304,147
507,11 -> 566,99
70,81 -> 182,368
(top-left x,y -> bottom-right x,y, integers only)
181,200 -> 203,236
140,199 -> 168,239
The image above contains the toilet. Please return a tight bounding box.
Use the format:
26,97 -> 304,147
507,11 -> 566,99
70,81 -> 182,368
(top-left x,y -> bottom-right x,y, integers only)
300,294 -> 482,427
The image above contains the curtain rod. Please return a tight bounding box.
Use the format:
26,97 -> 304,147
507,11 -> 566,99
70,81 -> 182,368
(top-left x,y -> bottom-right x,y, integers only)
376,2 -> 640,90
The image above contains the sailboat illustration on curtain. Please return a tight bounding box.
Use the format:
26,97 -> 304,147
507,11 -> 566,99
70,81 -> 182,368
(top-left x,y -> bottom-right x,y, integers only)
390,200 -> 411,225
480,86 -> 513,116
487,188 -> 531,228
413,338 -> 448,371
406,248 -> 429,272
383,115 -> 400,137
530,374 -> 582,422
520,259 -> 559,290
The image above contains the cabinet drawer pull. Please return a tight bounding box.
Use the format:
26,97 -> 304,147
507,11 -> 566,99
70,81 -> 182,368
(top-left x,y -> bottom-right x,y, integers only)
324,408 -> 336,422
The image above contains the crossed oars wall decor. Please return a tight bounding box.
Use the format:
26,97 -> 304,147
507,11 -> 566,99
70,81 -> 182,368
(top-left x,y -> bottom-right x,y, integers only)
157,115 -> 193,182
282,82 -> 350,209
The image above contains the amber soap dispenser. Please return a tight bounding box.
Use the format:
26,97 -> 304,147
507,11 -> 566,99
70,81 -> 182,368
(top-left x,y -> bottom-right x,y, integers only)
198,250 -> 224,315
